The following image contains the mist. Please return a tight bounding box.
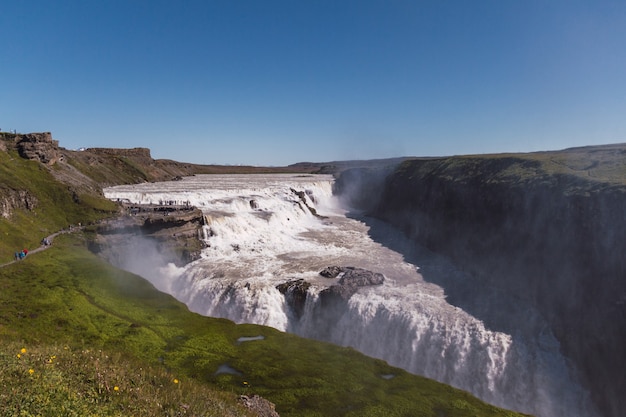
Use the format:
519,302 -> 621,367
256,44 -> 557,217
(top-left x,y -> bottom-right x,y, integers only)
112,235 -> 181,295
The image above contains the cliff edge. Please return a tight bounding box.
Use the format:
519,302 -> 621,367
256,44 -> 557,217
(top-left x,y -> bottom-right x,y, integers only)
335,144 -> 626,417
87,203 -> 206,267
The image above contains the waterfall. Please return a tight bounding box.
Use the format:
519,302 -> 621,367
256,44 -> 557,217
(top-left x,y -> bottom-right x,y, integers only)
104,174 -> 598,417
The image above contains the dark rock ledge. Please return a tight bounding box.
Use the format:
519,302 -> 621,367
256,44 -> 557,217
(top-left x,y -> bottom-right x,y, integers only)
277,267 -> 385,318
88,203 -> 206,267
318,266 -> 385,305
276,279 -> 311,319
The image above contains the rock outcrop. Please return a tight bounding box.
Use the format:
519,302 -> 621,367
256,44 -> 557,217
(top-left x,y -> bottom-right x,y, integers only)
276,279 -> 311,319
277,267 -> 385,320
318,267 -> 385,305
334,145 -> 626,417
290,188 -> 325,218
87,147 -> 152,159
0,189 -> 38,218
88,204 -> 205,267
16,132 -> 60,165
319,265 -> 343,278
239,395 -> 280,417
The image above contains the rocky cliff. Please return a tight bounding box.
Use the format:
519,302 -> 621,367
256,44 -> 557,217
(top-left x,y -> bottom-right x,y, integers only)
0,131 -> 213,267
0,189 -> 38,219
335,145 -> 626,417
16,132 -> 61,165
87,204 -> 206,267
0,131 -> 61,164
0,131 -> 320,219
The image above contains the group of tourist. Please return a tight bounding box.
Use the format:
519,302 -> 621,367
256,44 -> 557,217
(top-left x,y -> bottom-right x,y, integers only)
12,237 -> 51,262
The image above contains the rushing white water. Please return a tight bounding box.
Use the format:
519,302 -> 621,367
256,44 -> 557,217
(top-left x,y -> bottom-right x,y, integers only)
104,174 -> 597,417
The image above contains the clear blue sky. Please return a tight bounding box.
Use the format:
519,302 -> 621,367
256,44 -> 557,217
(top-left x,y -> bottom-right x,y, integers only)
2,1 -> 625,166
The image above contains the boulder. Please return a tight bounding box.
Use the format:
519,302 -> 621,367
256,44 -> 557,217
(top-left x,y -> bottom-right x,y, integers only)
239,395 -> 280,417
319,265 -> 343,278
319,267 -> 385,305
337,267 -> 385,287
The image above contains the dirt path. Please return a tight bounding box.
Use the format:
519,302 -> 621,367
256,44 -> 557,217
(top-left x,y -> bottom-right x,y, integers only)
0,227 -> 82,268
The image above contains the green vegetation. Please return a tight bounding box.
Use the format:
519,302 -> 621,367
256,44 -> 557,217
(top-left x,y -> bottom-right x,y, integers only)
65,154 -> 151,185
0,238 -> 527,417
0,149 -> 118,261
395,144 -> 626,198
0,137 -> 531,416
1,341 -> 254,417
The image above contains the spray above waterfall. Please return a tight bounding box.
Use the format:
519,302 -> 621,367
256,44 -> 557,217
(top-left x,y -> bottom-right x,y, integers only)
104,174 -> 598,417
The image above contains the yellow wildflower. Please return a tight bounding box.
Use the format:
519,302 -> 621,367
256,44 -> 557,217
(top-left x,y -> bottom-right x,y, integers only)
28,369 -> 35,375
173,378 -> 179,384
21,348 -> 27,354
16,353 -> 21,359
113,386 -> 119,391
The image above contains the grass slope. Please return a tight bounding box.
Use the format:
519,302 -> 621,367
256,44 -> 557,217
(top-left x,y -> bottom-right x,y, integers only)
1,341 -> 256,417
403,143 -> 626,188
0,148 -> 118,262
0,236 -> 527,417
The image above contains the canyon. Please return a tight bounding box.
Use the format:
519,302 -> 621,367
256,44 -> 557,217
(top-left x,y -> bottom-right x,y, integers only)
3,132 -> 623,416
335,147 -> 626,417
100,163 -> 622,417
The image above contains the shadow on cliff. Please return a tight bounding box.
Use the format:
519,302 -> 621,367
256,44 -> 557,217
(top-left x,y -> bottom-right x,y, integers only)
335,165 -> 549,337
334,155 -> 626,417
347,212 -> 550,339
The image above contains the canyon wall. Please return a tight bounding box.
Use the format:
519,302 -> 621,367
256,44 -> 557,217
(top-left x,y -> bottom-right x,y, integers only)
335,146 -> 626,417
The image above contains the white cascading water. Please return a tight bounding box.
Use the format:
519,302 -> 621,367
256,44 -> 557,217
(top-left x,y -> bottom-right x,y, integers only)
104,174 -> 597,417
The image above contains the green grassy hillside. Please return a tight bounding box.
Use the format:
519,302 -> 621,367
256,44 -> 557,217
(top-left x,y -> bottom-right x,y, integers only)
405,143 -> 626,188
0,138 -> 530,416
0,148 -> 118,262
0,238 -> 528,417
